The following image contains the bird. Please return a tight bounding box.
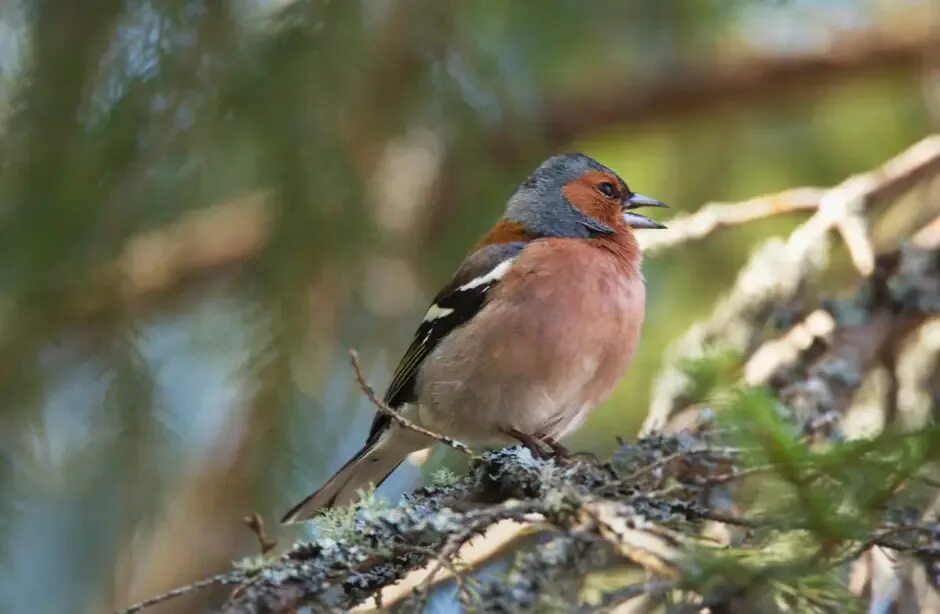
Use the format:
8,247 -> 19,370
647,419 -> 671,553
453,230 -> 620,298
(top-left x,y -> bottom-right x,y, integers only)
282,153 -> 666,524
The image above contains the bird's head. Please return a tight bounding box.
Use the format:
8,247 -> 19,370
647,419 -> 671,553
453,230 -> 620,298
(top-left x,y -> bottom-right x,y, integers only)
505,153 -> 666,239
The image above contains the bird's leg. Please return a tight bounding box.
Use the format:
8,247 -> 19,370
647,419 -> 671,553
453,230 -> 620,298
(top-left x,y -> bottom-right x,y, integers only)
537,434 -> 572,459
504,428 -> 551,460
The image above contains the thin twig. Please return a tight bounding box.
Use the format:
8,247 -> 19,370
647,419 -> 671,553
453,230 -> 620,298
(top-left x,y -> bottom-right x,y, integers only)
684,508 -> 770,529
623,450 -> 691,483
833,524 -> 939,568
243,512 -> 277,555
639,187 -> 824,255
916,474 -> 940,489
409,538 -> 478,610
347,348 -> 474,455
354,519 -> 531,610
399,503 -> 541,612
114,572 -> 243,614
913,211 -> 940,248
651,464 -> 777,498
579,580 -> 677,613
644,134 -> 940,434
622,446 -> 742,484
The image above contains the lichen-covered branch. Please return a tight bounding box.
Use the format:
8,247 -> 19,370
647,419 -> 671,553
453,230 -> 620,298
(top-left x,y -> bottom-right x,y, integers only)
118,434 -> 743,613
643,135 -> 940,434
217,437 -> 729,613
120,420 -> 940,613
638,187 -> 825,255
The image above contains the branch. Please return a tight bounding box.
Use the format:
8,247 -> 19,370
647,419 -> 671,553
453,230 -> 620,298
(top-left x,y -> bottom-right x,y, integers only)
119,428 -> 940,612
580,580 -> 677,613
117,434 -> 739,613
643,134 -> 940,434
114,191 -> 272,305
115,572 -> 243,614
218,443 -> 702,613
537,25 -> 938,147
347,349 -> 473,455
638,187 -> 824,255
38,24 -> 936,326
352,519 -> 531,610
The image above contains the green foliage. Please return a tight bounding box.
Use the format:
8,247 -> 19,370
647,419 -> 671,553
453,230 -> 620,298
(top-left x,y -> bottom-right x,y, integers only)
303,486 -> 386,542
684,534 -> 861,613
651,386 -> 940,610
677,346 -> 743,406
720,388 -> 940,536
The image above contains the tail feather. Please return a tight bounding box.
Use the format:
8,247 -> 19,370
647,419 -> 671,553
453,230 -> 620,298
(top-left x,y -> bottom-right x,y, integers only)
281,429 -> 414,524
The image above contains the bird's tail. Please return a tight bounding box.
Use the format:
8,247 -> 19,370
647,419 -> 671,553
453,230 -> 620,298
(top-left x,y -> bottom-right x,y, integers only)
281,429 -> 418,524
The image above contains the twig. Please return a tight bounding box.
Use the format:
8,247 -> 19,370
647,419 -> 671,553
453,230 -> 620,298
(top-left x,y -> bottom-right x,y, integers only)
538,23 -> 937,147
243,512 -> 277,555
622,450 -> 690,483
114,572 -> 243,614
408,538 -> 478,611
745,309 -> 837,386
687,509 -> 770,529
116,192 -> 273,302
690,463 -> 776,487
347,348 -> 474,455
651,464 -> 778,498
580,502 -> 683,579
402,502 -> 542,612
354,519 -> 531,610
834,207 -> 876,275
834,524 -> 939,568
580,580 -> 677,613
621,445 -> 743,484
644,134 -> 940,435
916,474 -> 940,489
639,187 -> 824,255
220,481 -> 538,613
913,211 -> 940,249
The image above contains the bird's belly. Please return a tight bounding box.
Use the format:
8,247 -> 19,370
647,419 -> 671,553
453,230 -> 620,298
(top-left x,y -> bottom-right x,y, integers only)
414,267 -> 644,444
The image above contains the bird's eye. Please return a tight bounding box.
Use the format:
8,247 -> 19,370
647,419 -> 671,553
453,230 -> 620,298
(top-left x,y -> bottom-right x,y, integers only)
598,182 -> 617,198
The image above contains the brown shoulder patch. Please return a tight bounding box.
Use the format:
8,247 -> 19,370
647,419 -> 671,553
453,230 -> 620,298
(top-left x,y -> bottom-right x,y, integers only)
475,219 -> 534,248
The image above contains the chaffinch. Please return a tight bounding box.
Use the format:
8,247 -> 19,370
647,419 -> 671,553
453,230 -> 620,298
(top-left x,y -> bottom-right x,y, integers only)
283,153 -> 666,523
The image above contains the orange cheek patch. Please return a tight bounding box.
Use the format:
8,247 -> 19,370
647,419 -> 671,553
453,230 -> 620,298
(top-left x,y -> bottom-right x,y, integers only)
561,171 -> 622,228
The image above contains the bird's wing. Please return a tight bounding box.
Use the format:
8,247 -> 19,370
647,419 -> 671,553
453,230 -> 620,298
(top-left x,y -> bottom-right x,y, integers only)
366,241 -> 527,444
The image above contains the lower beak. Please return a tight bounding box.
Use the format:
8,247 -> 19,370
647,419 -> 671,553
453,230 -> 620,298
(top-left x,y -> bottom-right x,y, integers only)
622,192 -> 667,229
623,211 -> 667,229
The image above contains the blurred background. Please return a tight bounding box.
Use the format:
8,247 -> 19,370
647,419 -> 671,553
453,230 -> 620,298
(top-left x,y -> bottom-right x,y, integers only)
0,1 -> 937,612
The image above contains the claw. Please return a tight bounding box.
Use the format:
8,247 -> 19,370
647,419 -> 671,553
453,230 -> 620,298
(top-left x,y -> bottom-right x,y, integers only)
540,436 -> 572,459
504,429 -> 552,459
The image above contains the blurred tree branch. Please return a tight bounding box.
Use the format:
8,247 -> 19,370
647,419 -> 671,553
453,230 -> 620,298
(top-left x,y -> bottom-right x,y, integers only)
536,25 -> 939,147
40,24 -> 937,329
644,134 -> 940,434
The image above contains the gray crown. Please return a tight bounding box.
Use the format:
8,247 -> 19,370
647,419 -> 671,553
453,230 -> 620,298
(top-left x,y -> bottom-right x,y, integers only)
505,153 -> 619,238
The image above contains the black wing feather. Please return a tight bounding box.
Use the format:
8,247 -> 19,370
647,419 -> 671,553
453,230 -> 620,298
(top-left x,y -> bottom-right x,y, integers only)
366,242 -> 526,443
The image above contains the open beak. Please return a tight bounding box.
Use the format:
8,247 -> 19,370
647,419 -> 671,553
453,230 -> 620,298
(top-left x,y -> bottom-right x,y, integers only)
622,192 -> 668,229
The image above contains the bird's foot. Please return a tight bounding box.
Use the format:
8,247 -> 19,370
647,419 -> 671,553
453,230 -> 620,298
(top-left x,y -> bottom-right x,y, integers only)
537,435 -> 572,459
504,429 -> 552,460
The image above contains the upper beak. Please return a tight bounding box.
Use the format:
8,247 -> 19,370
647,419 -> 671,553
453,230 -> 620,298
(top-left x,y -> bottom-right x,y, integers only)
622,192 -> 668,229
625,192 -> 667,210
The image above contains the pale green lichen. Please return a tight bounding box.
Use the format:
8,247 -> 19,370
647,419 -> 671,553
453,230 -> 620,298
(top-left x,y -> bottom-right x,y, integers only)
231,554 -> 270,574
430,467 -> 460,487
